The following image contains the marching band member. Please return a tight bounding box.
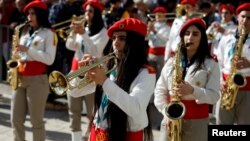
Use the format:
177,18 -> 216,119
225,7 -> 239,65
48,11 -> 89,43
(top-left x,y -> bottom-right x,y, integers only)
66,0 -> 109,140
48,0 -> 83,79
206,3 -> 237,61
164,0 -> 197,62
206,3 -> 237,121
10,0 -> 57,141
46,0 -> 83,113
154,18 -> 220,141
147,6 -> 170,79
216,3 -> 250,125
69,18 -> 156,141
147,6 -> 170,130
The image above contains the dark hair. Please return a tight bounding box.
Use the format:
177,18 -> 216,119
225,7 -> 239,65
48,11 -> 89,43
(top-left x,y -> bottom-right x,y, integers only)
94,31 -> 152,141
180,22 -> 212,74
33,7 -> 51,28
87,6 -> 105,36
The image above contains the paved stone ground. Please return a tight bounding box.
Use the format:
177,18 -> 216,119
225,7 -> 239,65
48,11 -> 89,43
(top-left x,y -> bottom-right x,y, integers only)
0,82 -> 160,141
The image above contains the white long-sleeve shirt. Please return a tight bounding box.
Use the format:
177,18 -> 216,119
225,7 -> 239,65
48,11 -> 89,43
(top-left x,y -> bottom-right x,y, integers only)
66,27 -> 109,59
65,27 -> 109,96
207,21 -> 237,57
154,57 -> 220,122
148,22 -> 170,48
68,68 -> 156,131
217,33 -> 250,76
19,27 -> 57,65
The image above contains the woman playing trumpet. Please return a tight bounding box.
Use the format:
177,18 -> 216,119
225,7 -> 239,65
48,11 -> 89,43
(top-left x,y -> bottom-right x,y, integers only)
68,18 -> 156,141
65,0 -> 109,140
154,18 -> 220,141
206,4 -> 236,65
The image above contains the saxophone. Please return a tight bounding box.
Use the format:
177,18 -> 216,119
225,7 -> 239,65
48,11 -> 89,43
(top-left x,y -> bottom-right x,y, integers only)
6,21 -> 29,90
220,25 -> 247,110
166,42 -> 186,141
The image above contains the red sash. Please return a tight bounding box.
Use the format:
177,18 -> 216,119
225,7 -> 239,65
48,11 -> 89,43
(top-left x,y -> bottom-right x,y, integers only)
148,46 -> 165,56
181,100 -> 209,119
71,57 -> 78,71
19,61 -> 47,76
169,96 -> 209,119
90,125 -> 143,141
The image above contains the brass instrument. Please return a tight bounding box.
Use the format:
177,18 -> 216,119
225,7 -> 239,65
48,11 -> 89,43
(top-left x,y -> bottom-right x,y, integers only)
147,13 -> 176,21
189,12 -> 207,19
206,28 -> 217,41
166,43 -> 186,141
176,4 -> 188,18
7,21 -> 29,90
147,4 -> 206,22
176,4 -> 206,20
220,25 -> 247,110
52,15 -> 85,40
48,53 -> 117,96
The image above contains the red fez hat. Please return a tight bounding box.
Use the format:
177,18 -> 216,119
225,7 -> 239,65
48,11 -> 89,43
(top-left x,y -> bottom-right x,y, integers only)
236,3 -> 250,15
153,6 -> 168,13
179,18 -> 206,37
23,0 -> 47,14
107,18 -> 147,38
82,0 -> 104,12
180,0 -> 196,7
219,4 -> 235,14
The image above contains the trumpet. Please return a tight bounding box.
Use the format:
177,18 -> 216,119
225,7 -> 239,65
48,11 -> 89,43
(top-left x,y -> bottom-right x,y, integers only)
52,15 -> 85,40
48,53 -> 117,96
147,13 -> 176,21
176,4 -> 206,20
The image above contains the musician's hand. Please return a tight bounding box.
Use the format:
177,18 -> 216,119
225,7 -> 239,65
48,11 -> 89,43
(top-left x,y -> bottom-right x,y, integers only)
86,66 -> 107,85
78,54 -> 96,77
16,45 -> 28,52
211,21 -> 225,33
10,22 -> 18,30
70,21 -> 85,34
174,82 -> 194,96
234,56 -> 250,69
220,81 -> 227,95
147,21 -> 156,33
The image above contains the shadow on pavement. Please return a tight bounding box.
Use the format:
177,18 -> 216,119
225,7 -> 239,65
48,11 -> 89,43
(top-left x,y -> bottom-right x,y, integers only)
46,130 -> 71,141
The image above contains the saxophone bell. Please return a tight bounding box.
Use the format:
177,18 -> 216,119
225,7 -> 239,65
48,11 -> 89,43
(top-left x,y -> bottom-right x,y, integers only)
165,101 -> 186,120
232,73 -> 247,87
7,60 -> 19,69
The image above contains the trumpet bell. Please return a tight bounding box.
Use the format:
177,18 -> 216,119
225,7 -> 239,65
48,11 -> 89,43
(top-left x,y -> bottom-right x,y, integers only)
176,4 -> 187,17
48,71 -> 69,96
48,53 -> 117,96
